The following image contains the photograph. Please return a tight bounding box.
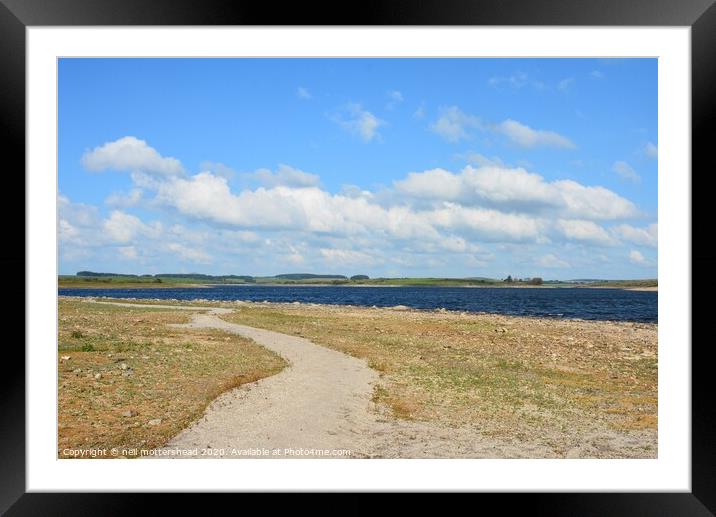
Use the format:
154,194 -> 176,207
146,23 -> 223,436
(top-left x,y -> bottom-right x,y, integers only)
56,57 -> 659,460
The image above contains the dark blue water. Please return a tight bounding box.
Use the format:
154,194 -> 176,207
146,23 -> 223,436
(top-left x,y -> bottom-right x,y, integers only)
58,285 -> 657,322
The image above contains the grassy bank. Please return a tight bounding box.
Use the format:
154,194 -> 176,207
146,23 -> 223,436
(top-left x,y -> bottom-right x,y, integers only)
57,299 -> 286,458
59,276 -> 212,288
59,275 -> 658,290
578,279 -> 658,289
58,297 -> 658,457
219,302 -> 657,453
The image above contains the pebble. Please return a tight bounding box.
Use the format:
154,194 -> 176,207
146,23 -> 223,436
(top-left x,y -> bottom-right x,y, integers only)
148,418 -> 162,426
122,410 -> 137,418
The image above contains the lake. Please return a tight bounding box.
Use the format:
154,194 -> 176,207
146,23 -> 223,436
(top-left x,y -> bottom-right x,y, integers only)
58,285 -> 657,323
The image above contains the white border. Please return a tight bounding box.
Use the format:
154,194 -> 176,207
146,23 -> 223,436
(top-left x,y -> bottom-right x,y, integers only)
27,27 -> 690,491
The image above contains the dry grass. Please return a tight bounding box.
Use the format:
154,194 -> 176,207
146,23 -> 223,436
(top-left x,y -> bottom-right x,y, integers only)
220,303 -> 657,446
57,299 -> 286,458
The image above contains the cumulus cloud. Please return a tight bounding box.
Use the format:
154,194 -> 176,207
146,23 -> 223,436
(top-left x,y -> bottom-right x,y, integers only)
59,194 -> 99,229
251,164 -> 320,188
554,179 -> 638,220
166,242 -> 212,264
461,152 -> 505,168
81,136 -> 184,176
59,218 -> 81,244
428,204 -> 545,243
612,223 -> 657,248
628,249 -> 651,266
612,160 -> 640,182
118,246 -> 138,260
644,142 -> 658,159
156,173 -> 304,230
65,137 -> 652,275
496,119 -> 575,149
152,170 -> 563,245
428,107 -> 574,149
555,219 -> 614,246
430,106 -> 482,142
395,165 -> 638,220
394,168 -> 464,202
106,188 -> 143,208
537,254 -> 570,268
102,210 -> 162,243
320,248 -> 377,266
199,161 -> 237,179
333,104 -> 383,142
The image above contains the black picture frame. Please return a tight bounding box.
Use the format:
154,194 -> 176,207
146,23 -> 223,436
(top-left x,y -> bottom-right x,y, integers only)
3,0 -> 713,513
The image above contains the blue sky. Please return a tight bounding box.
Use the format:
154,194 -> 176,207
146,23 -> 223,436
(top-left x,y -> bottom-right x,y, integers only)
58,58 -> 657,279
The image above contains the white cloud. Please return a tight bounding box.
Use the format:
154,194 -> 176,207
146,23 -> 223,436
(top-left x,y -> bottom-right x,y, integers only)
556,219 -> 614,246
59,219 -> 80,243
644,142 -> 658,159
320,248 -> 377,266
497,119 -> 575,149
429,204 -> 546,243
590,70 -> 605,79
333,104 -> 383,142
58,194 -> 99,229
395,165 -> 638,220
554,179 -> 638,220
612,223 -> 657,248
297,87 -> 312,100
251,164 -> 320,188
166,242 -> 212,264
537,254 -> 570,268
64,137 -> 653,276
280,244 -> 305,265
118,246 -> 138,260
612,160 -> 640,182
219,229 -> 261,244
488,72 -> 529,89
430,106 -> 482,142
156,173 -> 304,229
102,210 -> 162,244
81,136 -> 184,176
461,152 -> 505,168
153,170 -> 556,244
199,161 -> 237,179
106,188 -> 143,208
628,249 -> 651,266
394,168 -> 464,201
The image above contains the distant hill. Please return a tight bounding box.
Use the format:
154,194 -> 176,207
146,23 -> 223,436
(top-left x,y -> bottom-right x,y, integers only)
274,273 -> 348,280
75,271 -> 348,281
75,271 -> 255,282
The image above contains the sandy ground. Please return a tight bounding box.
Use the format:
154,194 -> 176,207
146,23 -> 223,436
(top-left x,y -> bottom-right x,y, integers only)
89,300 -> 654,459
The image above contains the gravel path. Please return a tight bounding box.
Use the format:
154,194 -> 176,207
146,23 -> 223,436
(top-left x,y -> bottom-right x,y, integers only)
87,300 -> 649,459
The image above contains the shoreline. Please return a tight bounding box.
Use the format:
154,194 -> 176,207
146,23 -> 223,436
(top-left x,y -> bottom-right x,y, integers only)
58,295 -> 658,326
58,282 -> 658,291
58,296 -> 657,458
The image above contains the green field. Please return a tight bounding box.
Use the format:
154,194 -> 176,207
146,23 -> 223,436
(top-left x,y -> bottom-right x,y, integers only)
58,273 -> 657,289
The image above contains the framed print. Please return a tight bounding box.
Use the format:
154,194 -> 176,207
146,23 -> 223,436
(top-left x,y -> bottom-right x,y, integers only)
4,0 -> 714,513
